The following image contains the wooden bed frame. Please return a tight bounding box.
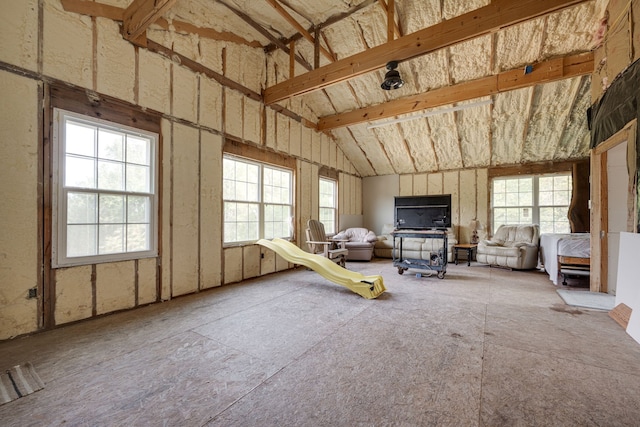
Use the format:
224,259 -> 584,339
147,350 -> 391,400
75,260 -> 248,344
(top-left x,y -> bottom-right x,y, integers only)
558,255 -> 590,286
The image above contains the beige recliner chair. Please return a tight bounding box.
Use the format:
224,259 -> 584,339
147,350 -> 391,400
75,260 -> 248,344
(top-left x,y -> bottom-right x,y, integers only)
333,227 -> 377,261
477,224 -> 540,270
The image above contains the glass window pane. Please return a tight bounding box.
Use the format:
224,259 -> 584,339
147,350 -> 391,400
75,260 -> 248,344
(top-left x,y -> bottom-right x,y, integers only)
128,196 -> 150,223
493,179 -> 505,193
99,194 -> 125,223
67,224 -> 97,257
519,178 -> 532,192
224,222 -> 236,242
99,224 -> 125,254
539,191 -> 553,205
247,164 -> 259,183
539,176 -> 553,191
554,175 -> 569,189
519,192 -> 532,205
127,224 -> 150,251
67,192 -> 97,224
493,193 -> 505,207
127,164 -> 150,193
505,179 -> 519,192
506,192 -> 519,206
127,136 -> 151,165
66,122 -> 96,157
98,129 -> 124,161
224,202 -> 237,221
554,191 -> 570,205
223,179 -> 235,199
98,160 -> 124,191
66,156 -> 96,188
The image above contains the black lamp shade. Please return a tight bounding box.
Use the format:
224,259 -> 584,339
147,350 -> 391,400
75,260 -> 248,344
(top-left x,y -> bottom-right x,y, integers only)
381,61 -> 404,90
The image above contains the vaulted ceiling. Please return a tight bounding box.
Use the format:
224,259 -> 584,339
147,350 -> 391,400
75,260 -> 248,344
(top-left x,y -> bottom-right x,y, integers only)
64,0 -> 607,177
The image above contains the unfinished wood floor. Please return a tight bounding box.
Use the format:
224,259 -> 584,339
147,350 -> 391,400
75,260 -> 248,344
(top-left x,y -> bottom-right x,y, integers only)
1,260 -> 640,426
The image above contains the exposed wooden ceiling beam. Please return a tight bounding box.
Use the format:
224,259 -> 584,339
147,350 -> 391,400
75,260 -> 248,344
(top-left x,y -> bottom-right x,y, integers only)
263,0 -> 589,104
123,0 -> 177,42
265,0 -> 335,62
317,52 -> 594,131
218,0 -> 313,71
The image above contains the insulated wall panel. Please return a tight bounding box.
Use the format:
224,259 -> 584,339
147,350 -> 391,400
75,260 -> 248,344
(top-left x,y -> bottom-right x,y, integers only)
173,65 -> 198,124
139,49 -> 171,115
96,261 -> 135,315
200,131 -> 223,289
43,1 -> 92,88
171,124 -> 200,296
224,247 -> 243,284
0,72 -> 39,340
0,0 -> 38,71
96,18 -> 135,104
243,245 -> 260,279
138,258 -> 158,305
160,119 -> 172,300
199,76 -> 223,132
225,89 -> 243,139
244,97 -> 262,145
54,266 -> 92,325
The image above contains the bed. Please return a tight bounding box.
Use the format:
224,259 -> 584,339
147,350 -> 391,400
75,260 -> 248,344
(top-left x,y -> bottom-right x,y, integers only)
539,233 -> 591,285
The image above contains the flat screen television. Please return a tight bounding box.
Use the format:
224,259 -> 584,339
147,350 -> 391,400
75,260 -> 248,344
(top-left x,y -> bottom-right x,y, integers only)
394,194 -> 452,230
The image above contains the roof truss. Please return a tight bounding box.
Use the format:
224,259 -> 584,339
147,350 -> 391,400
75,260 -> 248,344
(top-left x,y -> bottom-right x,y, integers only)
263,0 -> 590,104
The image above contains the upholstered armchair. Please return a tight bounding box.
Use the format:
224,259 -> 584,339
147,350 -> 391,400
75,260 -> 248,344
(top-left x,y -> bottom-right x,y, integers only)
476,224 -> 540,270
333,227 -> 377,261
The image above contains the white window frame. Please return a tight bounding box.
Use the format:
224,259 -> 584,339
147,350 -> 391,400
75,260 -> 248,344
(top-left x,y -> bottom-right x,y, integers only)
52,108 -> 159,267
319,177 -> 338,234
223,155 -> 293,245
491,172 -> 572,234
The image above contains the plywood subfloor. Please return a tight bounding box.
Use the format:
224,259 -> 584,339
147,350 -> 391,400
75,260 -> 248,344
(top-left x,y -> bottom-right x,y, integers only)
1,261 -> 640,426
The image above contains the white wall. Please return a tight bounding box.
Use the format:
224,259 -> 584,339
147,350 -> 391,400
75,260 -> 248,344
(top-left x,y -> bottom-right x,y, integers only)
607,141 -> 628,295
363,169 -> 489,243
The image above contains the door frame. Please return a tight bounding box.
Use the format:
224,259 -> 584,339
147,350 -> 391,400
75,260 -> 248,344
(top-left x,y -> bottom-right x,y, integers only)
590,120 -> 637,293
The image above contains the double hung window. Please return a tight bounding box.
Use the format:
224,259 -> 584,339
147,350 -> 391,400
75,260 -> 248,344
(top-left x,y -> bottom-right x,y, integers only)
52,109 -> 158,267
319,178 -> 337,234
223,156 -> 293,244
491,173 -> 572,234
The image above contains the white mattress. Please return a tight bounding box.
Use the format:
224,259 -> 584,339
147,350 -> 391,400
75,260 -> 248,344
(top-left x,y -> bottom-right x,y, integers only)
540,233 -> 590,285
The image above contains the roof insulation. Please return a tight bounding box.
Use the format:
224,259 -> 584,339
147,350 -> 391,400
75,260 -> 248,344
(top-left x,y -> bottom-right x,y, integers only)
145,0 -> 607,177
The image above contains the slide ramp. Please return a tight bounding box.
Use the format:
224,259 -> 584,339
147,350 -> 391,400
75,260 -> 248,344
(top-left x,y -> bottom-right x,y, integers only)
257,238 -> 386,299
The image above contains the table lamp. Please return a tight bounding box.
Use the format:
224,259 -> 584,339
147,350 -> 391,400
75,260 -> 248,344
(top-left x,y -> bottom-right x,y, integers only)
470,219 -> 483,244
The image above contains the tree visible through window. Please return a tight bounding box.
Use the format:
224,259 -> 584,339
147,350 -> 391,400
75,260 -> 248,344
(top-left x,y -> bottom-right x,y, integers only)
492,173 -> 572,234
53,109 -> 158,267
223,156 -> 293,243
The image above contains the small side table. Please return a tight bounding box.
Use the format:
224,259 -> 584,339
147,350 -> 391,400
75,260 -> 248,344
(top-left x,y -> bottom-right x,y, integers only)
453,244 -> 478,266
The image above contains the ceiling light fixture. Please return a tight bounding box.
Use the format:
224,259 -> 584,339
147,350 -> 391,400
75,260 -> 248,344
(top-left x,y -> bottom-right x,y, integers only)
380,61 -> 404,90
366,99 -> 493,129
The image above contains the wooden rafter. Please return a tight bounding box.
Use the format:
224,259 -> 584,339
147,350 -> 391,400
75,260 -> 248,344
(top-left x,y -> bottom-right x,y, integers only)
378,0 -> 401,40
123,0 -> 177,42
60,0 -> 123,20
218,0 -> 313,71
317,52 -> 594,131
265,0 -> 335,62
60,0 -> 262,48
263,0 -> 589,104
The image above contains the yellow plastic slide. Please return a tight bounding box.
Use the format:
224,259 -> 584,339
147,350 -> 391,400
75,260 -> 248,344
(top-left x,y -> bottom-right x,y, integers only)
257,238 -> 386,299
